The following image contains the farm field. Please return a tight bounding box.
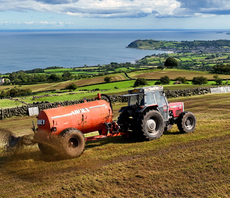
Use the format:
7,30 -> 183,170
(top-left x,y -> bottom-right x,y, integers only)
0,92 -> 230,197
0,73 -> 128,92
2,69 -> 230,94
1,68 -> 230,108
129,68 -> 230,80
0,83 -> 216,108
128,39 -> 230,70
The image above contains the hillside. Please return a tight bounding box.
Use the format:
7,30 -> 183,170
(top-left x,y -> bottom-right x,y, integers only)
127,39 -> 230,52
0,93 -> 230,197
1,68 -> 230,109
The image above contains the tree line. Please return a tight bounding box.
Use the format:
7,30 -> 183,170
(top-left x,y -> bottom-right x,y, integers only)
5,70 -> 74,85
211,64 -> 230,74
0,87 -> 32,98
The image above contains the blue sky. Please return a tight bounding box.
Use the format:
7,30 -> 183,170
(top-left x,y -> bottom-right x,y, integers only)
0,0 -> 230,29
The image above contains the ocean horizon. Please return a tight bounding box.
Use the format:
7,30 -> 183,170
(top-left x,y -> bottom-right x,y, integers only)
0,29 -> 230,74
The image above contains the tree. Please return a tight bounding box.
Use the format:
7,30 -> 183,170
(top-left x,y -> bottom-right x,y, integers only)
192,76 -> 208,85
62,71 -> 72,81
48,74 -> 62,82
134,78 -> 147,87
65,82 -> 77,91
213,75 -> 223,85
160,76 -> 170,84
175,76 -> 188,84
164,57 -> 179,68
6,88 -> 32,97
104,76 -> 111,83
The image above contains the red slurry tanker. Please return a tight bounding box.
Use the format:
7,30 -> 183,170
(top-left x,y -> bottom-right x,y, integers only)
8,86 -> 196,159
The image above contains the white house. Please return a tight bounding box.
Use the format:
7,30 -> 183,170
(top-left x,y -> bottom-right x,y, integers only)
0,78 -> 5,85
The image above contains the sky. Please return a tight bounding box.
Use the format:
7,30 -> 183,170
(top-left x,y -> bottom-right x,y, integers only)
0,0 -> 230,30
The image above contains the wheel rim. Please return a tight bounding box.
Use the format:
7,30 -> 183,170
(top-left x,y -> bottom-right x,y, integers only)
185,117 -> 194,130
146,119 -> 157,134
68,137 -> 79,148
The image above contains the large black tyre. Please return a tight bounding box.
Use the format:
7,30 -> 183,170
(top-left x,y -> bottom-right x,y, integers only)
60,129 -> 85,159
117,111 -> 130,132
38,143 -> 57,155
138,110 -> 164,141
177,111 -> 196,133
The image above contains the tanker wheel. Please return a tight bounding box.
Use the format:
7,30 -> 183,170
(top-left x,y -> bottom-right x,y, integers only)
177,111 -> 196,133
138,110 -> 164,141
60,129 -> 85,159
38,143 -> 57,155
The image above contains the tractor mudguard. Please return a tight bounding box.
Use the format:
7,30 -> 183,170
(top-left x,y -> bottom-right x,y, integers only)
119,106 -> 132,113
137,105 -> 158,114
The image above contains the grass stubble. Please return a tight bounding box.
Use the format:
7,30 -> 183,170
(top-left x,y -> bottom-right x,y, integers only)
0,93 -> 230,197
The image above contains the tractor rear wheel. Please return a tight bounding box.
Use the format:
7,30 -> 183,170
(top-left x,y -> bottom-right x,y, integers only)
177,111 -> 196,133
60,129 -> 85,159
117,111 -> 130,132
138,110 -> 164,141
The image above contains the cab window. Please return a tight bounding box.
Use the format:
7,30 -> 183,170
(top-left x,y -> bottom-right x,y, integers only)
145,92 -> 156,105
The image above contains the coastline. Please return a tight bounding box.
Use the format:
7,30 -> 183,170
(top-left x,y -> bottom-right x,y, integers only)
1,30 -> 230,74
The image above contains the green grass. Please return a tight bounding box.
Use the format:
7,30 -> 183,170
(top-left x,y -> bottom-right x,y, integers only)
115,68 -> 129,71
71,71 -> 99,75
0,99 -> 23,108
44,68 -> 73,73
179,57 -> 193,61
191,56 -> 208,60
148,61 -> 160,64
78,80 -> 135,90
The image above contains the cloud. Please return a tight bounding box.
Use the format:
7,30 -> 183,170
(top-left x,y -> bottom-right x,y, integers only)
35,0 -> 79,4
177,0 -> 230,16
0,0 -> 230,19
0,0 -> 181,18
0,20 -> 74,28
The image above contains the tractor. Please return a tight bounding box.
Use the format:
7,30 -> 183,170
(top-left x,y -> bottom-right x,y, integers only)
117,86 -> 196,140
5,86 -> 196,159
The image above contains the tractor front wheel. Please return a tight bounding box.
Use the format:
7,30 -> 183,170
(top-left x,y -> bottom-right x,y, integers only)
60,129 -> 85,159
177,111 -> 196,133
138,110 -> 164,141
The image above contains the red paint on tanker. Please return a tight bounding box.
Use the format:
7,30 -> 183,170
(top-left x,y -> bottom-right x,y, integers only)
37,100 -> 113,135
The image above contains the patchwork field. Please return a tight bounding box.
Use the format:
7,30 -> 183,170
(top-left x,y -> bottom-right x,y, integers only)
129,69 -> 230,80
0,92 -> 229,197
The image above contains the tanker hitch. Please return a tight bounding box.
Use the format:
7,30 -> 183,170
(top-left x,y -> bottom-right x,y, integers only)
85,121 -> 124,141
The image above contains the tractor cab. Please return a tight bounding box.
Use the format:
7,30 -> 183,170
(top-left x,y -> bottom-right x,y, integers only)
122,86 -> 169,121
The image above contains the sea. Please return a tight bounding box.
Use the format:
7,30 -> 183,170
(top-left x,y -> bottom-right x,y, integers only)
0,29 -> 230,74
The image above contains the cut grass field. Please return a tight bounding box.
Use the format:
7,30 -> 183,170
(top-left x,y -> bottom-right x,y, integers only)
129,68 -> 230,80
0,93 -> 229,197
